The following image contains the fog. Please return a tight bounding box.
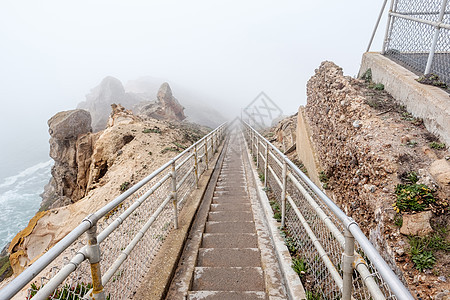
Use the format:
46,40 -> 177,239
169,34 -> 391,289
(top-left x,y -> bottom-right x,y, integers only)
0,0 -> 387,177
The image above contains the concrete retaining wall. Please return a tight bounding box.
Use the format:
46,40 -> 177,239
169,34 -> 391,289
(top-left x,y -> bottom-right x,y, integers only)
296,107 -> 322,187
359,52 -> 450,146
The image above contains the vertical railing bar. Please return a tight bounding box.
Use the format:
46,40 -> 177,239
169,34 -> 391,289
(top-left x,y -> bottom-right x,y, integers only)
171,161 -> 178,229
342,229 -> 355,300
425,0 -> 448,74
281,160 -> 287,228
382,0 -> 396,54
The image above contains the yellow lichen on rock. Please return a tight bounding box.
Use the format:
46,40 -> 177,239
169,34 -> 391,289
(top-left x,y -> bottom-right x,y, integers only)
8,211 -> 49,274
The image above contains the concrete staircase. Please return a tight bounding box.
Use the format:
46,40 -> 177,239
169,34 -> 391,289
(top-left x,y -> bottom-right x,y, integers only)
166,132 -> 288,300
188,150 -> 265,300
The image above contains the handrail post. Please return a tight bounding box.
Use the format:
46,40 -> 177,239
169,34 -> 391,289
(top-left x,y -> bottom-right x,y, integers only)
171,161 -> 178,229
424,0 -> 448,74
264,141 -> 269,188
342,228 -> 355,300
86,224 -> 105,300
256,137 -> 260,169
193,145 -> 199,188
381,0 -> 395,54
204,137 -> 209,169
281,160 -> 287,228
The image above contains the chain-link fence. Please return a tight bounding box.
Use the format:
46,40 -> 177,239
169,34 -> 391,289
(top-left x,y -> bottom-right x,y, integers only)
382,0 -> 450,86
0,123 -> 226,300
243,121 -> 413,300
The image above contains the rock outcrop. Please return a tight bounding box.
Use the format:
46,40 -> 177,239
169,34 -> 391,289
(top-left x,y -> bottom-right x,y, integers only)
41,109 -> 95,210
78,77 -> 186,132
138,82 -> 185,121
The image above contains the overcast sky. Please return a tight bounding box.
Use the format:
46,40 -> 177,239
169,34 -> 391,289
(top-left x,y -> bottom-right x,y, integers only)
0,0 -> 388,174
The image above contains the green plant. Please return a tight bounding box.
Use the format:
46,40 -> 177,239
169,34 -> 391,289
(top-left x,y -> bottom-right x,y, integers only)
318,171 -> 328,183
429,142 -> 446,150
374,83 -> 384,90
406,171 -> 419,184
394,214 -> 403,227
284,236 -> 297,254
305,290 -> 322,300
412,251 -> 436,272
148,151 -> 152,155
142,127 -> 161,134
292,257 -> 308,277
416,73 -> 448,89
161,146 -> 180,154
273,212 -> 282,222
322,183 -> 329,190
406,140 -> 418,147
173,142 -> 187,150
120,181 -> 130,191
27,282 -> 94,300
394,183 -> 435,212
259,172 -> 265,183
361,68 -> 372,82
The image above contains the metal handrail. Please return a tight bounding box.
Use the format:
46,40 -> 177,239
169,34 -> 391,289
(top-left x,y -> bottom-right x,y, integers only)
242,121 -> 413,300
0,123 -> 227,300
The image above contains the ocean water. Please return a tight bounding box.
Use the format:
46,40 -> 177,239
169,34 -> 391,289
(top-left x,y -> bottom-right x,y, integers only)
0,160 -> 53,250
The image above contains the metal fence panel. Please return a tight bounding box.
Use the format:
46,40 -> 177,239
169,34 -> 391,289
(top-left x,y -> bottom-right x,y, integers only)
383,0 -> 450,86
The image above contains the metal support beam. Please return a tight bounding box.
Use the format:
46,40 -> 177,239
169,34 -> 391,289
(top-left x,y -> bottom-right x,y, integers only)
86,224 -> 105,300
171,161 -> 178,229
342,229 -> 355,300
425,0 -> 449,74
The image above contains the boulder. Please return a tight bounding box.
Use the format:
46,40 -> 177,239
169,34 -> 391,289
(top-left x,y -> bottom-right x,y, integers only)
400,211 -> 433,236
429,159 -> 450,188
48,109 -> 91,140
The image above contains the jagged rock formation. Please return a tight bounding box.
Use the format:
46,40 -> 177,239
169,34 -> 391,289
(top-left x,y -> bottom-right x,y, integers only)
40,109 -> 95,210
138,82 -> 185,121
7,108 -> 209,282
125,77 -> 226,128
77,77 -> 186,132
77,76 -> 143,132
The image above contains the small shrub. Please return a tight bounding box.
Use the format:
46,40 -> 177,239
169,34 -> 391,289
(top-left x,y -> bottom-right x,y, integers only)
305,290 -> 321,300
374,83 -> 384,90
259,172 -> 265,183
273,212 -> 282,222
142,127 -> 161,134
429,142 -> 446,150
407,171 -> 419,184
394,183 -> 435,212
361,68 -> 372,82
406,140 -> 417,148
120,181 -> 130,191
394,214 -> 403,227
292,257 -> 308,277
284,236 -> 297,254
318,171 -> 328,183
416,73 -> 448,89
412,251 -> 436,272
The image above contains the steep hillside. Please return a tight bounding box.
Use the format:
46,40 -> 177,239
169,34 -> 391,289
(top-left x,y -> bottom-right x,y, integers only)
269,61 -> 449,299
2,105 -> 209,287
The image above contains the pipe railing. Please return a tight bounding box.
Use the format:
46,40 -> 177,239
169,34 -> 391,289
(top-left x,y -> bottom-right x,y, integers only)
0,123 -> 227,300
243,121 -> 413,300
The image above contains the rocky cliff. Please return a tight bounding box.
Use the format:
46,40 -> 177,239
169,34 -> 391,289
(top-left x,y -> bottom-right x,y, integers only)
295,61 -> 449,298
6,106 -> 208,280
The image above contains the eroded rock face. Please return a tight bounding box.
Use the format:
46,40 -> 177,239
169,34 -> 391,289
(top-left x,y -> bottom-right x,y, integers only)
138,82 -> 185,121
41,110 -> 95,210
78,77 -> 185,132
77,76 -> 141,132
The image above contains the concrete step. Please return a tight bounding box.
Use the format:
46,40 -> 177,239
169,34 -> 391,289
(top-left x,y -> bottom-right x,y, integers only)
201,233 -> 258,248
192,267 -> 264,292
187,291 -> 266,300
205,221 -> 255,233
208,211 -> 253,222
210,203 -> 251,212
212,197 -> 250,204
197,248 -> 261,267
